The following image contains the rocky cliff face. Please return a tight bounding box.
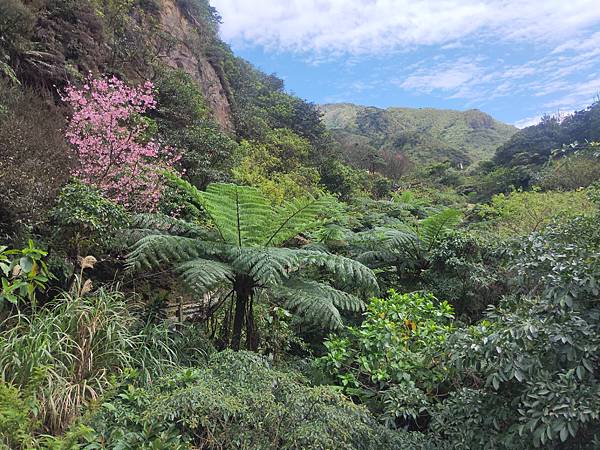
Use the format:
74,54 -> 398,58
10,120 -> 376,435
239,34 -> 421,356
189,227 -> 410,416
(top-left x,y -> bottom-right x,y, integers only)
158,0 -> 233,132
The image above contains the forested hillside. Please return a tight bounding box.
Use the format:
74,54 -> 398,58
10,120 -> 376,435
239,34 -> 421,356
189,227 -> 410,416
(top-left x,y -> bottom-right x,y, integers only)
320,102 -> 517,177
1,1 -> 600,449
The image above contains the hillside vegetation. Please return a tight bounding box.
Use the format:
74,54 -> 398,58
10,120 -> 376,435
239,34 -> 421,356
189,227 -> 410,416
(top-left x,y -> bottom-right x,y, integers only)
320,102 -> 517,176
1,1 -> 600,449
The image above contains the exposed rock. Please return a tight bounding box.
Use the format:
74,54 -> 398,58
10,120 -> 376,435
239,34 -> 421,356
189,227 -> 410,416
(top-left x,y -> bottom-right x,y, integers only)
158,0 -> 234,132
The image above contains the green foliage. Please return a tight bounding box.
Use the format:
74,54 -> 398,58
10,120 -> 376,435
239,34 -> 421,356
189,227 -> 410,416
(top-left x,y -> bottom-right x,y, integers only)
478,188 -> 594,237
494,103 -> 600,170
538,141 -> 600,190
353,208 -> 462,290
423,230 -> 508,319
79,350 -> 423,449
50,179 -> 130,255
321,103 -> 516,175
154,68 -> 237,189
431,214 -> 600,449
233,129 -> 321,203
0,381 -> 39,449
317,291 -> 454,428
0,287 -> 211,435
0,240 -> 53,310
128,177 -> 377,348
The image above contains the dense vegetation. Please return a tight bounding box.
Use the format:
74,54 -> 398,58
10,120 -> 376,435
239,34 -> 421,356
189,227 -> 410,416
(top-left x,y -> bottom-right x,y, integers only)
1,1 -> 600,449
320,103 -> 517,176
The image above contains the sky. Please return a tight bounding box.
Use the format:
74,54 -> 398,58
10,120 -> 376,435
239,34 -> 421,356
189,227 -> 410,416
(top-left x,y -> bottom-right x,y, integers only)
210,0 -> 600,127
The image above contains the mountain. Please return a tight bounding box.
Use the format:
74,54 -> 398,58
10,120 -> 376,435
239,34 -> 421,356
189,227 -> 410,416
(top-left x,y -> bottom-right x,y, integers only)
320,103 -> 517,174
493,101 -> 600,168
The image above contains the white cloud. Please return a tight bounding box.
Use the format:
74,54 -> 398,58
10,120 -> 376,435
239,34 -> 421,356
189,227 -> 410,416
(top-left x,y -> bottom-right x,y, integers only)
211,0 -> 600,55
395,59 -> 485,96
513,115 -> 543,128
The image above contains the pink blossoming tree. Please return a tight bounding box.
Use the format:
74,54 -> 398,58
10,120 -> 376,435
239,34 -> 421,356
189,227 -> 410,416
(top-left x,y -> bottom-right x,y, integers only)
62,74 -> 180,211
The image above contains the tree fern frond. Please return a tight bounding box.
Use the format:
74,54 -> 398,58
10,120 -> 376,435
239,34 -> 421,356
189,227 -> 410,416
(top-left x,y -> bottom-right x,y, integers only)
263,194 -> 341,246
419,208 -> 461,250
201,183 -> 271,246
163,171 -> 205,209
130,213 -> 208,238
126,234 -> 225,271
297,251 -> 379,293
271,280 -> 359,330
231,247 -> 301,285
357,250 -> 400,267
176,259 -> 234,294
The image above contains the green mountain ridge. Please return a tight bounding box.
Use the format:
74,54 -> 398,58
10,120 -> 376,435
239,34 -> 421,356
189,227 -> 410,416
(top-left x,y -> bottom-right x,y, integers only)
320,103 -> 518,172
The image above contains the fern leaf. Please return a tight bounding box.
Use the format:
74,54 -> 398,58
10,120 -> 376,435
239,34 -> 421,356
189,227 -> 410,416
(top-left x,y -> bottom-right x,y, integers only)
297,250 -> 379,293
176,259 -> 234,294
272,279 -> 364,329
231,247 -> 301,285
420,208 -> 461,250
263,194 -> 341,246
126,234 -> 225,271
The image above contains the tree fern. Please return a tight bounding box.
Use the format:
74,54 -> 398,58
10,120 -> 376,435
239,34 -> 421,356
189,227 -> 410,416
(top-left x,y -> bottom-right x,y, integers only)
272,280 -> 365,330
127,176 -> 378,349
351,208 -> 462,282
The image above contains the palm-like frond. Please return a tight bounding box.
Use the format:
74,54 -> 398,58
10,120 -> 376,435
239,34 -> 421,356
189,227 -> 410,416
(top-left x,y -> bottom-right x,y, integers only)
126,234 -> 225,271
263,194 -> 341,246
271,280 -> 365,329
297,250 -> 379,293
165,173 -> 341,247
130,213 -> 208,238
419,208 -> 462,250
201,183 -> 272,246
231,247 -> 301,285
176,259 -> 234,294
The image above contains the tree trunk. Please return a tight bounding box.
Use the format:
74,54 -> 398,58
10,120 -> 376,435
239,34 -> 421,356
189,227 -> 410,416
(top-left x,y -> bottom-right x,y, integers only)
231,276 -> 253,351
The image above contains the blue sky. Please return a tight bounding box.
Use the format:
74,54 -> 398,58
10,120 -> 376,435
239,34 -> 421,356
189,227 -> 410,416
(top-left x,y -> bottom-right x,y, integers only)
211,0 -> 600,127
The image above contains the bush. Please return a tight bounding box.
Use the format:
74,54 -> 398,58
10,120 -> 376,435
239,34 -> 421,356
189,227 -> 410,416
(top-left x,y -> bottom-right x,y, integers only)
477,189 -> 594,237
79,350 -> 424,449
317,291 -> 454,429
423,230 -> 508,320
50,179 -> 130,256
0,381 -> 39,449
431,215 -> 600,449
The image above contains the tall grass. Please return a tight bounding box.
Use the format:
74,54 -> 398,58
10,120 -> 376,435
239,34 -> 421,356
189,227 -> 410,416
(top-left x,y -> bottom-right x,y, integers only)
0,288 -> 208,436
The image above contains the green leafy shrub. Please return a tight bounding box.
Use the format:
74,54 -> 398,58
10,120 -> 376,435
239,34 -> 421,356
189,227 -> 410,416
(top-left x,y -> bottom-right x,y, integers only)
423,230 -> 508,320
431,215 -> 600,449
478,189 -> 594,237
50,179 -> 130,256
79,350 -> 424,449
0,381 -> 39,449
317,290 -> 454,429
154,68 -> 237,189
0,240 -> 53,311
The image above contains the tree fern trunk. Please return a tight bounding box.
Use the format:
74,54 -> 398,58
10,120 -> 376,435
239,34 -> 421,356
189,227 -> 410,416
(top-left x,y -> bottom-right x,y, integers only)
231,276 -> 253,351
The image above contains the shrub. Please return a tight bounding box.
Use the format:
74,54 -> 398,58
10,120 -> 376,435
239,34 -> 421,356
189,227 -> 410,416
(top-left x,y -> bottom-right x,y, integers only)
79,350 -> 424,449
317,290 -> 454,429
431,215 -> 600,449
0,240 -> 53,312
478,189 -> 594,237
423,230 -> 508,320
50,179 -> 130,256
0,381 -> 39,449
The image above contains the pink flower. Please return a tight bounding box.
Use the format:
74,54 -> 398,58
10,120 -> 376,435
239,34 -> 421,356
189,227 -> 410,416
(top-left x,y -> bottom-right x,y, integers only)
62,74 -> 181,211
